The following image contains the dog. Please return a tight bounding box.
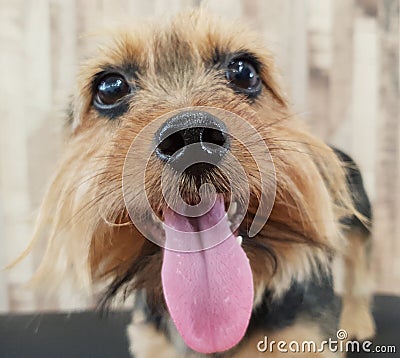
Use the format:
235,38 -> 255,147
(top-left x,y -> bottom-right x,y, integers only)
27,9 -> 375,357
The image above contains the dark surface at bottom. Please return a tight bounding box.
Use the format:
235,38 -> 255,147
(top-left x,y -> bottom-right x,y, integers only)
0,295 -> 398,357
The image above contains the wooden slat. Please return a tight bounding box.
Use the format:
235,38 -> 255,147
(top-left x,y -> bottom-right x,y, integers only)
350,11 -> 378,199
329,0 -> 355,142
0,0 -> 44,311
307,0 -> 332,137
374,0 -> 400,294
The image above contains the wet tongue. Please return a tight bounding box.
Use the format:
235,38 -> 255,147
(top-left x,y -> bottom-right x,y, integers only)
161,198 -> 254,354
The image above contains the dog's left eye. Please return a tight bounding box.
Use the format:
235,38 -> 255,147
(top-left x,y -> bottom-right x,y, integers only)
225,59 -> 261,96
94,74 -> 130,107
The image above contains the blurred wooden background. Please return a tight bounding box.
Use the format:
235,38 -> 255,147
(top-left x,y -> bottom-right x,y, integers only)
0,0 -> 399,312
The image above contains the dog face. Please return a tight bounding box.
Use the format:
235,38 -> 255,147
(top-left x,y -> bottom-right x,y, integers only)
33,10 -> 351,354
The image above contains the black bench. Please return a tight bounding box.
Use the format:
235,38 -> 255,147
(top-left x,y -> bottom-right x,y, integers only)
0,295 -> 398,357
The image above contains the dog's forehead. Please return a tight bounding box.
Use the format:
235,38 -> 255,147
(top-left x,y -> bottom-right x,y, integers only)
90,16 -> 264,76
111,32 -> 235,71
141,28 -> 208,72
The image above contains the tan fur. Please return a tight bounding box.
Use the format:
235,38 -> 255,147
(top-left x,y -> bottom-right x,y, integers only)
339,230 -> 375,340
16,8 -> 373,358
128,310 -> 183,358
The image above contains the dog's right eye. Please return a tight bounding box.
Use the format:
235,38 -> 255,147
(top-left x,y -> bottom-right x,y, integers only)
225,58 -> 261,98
94,74 -> 130,107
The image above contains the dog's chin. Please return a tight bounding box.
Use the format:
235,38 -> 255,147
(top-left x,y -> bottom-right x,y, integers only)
147,193 -> 254,354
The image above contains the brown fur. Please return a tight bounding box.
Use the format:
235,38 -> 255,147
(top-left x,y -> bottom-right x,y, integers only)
20,9 -> 374,357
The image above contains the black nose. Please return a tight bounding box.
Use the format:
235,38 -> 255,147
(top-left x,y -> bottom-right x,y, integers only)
155,111 -> 229,171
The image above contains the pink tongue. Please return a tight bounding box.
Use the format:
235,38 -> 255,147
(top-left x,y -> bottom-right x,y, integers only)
161,198 -> 254,354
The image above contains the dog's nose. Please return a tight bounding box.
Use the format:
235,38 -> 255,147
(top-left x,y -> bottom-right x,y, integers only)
155,111 -> 229,168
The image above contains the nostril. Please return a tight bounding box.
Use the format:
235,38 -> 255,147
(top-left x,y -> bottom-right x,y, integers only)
157,132 -> 185,158
202,128 -> 227,148
155,111 -> 230,164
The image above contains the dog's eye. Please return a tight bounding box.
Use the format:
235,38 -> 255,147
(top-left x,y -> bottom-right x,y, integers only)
94,74 -> 130,106
226,59 -> 261,96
